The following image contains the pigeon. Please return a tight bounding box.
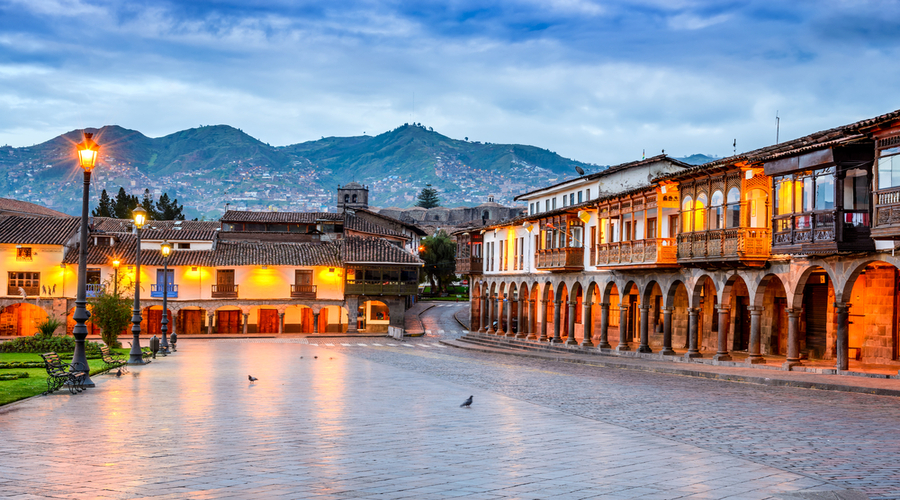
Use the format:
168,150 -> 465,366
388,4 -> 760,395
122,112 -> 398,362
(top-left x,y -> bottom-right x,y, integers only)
460,395 -> 473,408
115,368 -> 122,377
248,375 -> 258,383
314,356 -> 318,359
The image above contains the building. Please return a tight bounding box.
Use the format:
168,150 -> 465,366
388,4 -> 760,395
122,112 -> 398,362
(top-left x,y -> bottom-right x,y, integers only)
456,108 -> 900,372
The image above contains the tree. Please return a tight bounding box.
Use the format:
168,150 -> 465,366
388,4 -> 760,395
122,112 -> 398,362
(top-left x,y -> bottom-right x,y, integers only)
112,187 -> 139,219
141,188 -> 156,218
155,193 -> 185,220
419,230 -> 456,295
416,187 -> 440,209
88,276 -> 132,348
92,189 -> 114,217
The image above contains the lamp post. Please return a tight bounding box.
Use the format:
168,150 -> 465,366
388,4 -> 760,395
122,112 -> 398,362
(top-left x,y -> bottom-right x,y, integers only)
128,206 -> 148,364
159,240 -> 172,354
112,259 -> 120,296
72,132 -> 99,387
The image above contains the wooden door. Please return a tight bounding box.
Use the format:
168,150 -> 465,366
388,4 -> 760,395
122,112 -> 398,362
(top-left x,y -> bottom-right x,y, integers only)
146,309 -> 173,336
318,308 -> 329,333
180,310 -> 203,335
301,308 -> 314,333
217,310 -> 240,333
258,309 -> 278,333
804,284 -> 828,359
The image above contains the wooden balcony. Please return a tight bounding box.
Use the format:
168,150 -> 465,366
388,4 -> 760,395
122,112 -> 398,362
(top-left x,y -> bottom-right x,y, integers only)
773,211 -> 874,254
290,284 -> 317,299
535,247 -> 584,271
592,238 -> 678,268
344,281 -> 418,296
211,284 -> 239,298
151,284 -> 178,298
456,256 -> 483,275
677,228 -> 770,267
873,186 -> 900,239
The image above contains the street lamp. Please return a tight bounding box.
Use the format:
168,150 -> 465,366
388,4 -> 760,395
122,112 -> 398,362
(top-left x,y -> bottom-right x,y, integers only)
128,206 -> 147,364
159,240 -> 172,354
112,259 -> 120,296
71,131 -> 99,387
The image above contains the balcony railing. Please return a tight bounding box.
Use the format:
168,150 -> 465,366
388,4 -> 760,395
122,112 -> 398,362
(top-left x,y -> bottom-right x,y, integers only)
291,284 -> 317,299
455,256 -> 483,275
151,283 -> 179,298
86,283 -> 104,298
535,247 -> 584,271
677,228 -> 770,262
344,281 -> 418,296
593,238 -> 677,267
211,284 -> 238,298
7,285 -> 39,296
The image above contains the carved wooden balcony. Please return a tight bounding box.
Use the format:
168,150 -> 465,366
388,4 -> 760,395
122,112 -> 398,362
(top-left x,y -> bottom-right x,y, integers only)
677,228 -> 770,267
535,247 -> 584,271
455,256 -> 483,275
592,238 -> 678,268
211,284 -> 239,298
773,211 -> 873,254
290,284 -> 317,299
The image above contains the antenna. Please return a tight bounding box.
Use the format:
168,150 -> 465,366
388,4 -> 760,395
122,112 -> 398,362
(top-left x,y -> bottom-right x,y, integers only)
733,139 -> 736,156
776,110 -> 780,144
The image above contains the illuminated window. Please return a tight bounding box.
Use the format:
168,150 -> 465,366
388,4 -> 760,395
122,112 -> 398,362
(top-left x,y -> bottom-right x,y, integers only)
710,190 -> 724,229
681,196 -> 693,233
726,187 -> 741,228
16,247 -> 32,261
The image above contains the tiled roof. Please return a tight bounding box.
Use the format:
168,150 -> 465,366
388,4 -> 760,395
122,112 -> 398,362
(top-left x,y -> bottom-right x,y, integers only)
0,215 -> 80,245
221,210 -> 342,223
211,241 -> 342,267
91,217 -> 220,233
356,209 -> 428,236
138,229 -> 218,241
344,213 -> 407,239
341,236 -> 423,265
62,234 -> 211,266
0,198 -> 70,218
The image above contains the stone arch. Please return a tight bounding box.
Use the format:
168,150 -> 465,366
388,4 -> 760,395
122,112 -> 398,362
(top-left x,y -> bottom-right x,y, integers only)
176,306 -> 209,335
790,264 -> 835,360
0,302 -> 50,336
665,280 -> 691,351
212,305 -> 243,334
359,299 -> 391,333
839,260 -> 900,364
752,274 -> 789,356
284,304 -> 315,333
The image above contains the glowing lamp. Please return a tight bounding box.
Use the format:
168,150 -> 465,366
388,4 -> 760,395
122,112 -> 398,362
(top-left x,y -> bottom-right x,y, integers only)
76,132 -> 99,172
577,210 -> 591,224
418,245 -> 425,253
112,259 -> 120,268
160,240 -> 172,258
745,170 -> 754,180
523,222 -> 534,233
660,185 -> 667,194
133,206 -> 147,229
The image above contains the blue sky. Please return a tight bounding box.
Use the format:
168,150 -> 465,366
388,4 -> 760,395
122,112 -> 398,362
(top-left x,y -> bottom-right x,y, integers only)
1,0 -> 899,165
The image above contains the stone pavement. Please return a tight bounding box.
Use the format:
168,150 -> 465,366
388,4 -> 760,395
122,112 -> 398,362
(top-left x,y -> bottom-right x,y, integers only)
0,340 -> 855,500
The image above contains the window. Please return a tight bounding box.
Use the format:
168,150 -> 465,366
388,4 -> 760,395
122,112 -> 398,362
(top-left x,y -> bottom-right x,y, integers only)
577,191 -> 583,204
681,196 -> 693,233
352,194 -> 357,203
815,168 -> 835,210
15,247 -> 32,261
344,194 -> 350,203
746,189 -> 768,228
545,200 -> 550,211
775,177 -> 793,216
530,203 -> 534,215
726,188 -> 741,228
877,145 -> 900,190
8,272 -> 39,295
513,238 -> 518,270
552,198 -> 557,210
647,218 -> 657,239
710,190 -> 724,229
519,237 -> 524,269
570,193 -> 575,205
177,243 -> 191,249
569,225 -> 583,248
96,236 -> 112,246
694,193 -> 708,231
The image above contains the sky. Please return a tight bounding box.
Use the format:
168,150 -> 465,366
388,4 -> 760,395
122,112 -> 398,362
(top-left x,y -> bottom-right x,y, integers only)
1,0 -> 899,166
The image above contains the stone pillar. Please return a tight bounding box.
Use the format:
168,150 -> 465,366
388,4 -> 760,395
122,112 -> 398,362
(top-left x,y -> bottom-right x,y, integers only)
638,304 -> 652,353
486,294 -> 495,334
242,312 -> 249,335
313,312 -> 320,334
784,308 -> 801,368
565,301 -> 578,345
598,302 -> 611,349
747,306 -> 764,364
346,295 -> 359,334
552,300 -> 563,343
616,303 -> 631,351
526,300 -> 537,340
581,300 -> 594,347
207,313 -> 214,335
714,305 -> 731,361
686,308 -> 702,358
539,299 -> 549,341
661,307 -> 675,355
516,296 -> 526,338
480,294 -> 489,333
835,302 -> 851,371
506,294 -> 515,337
278,312 -> 285,334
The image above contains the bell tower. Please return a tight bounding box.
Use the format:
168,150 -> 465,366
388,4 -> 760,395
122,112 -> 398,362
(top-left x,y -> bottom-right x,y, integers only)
337,182 -> 369,211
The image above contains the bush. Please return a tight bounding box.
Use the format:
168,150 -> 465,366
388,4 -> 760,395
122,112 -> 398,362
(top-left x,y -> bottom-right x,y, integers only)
0,335 -> 103,356
35,317 -> 64,337
89,282 -> 132,349
0,373 -> 29,381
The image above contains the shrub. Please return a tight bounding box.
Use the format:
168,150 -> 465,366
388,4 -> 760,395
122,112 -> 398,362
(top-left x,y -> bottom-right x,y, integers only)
0,335 -> 102,356
89,280 -> 132,349
35,316 -> 64,338
0,373 -> 29,381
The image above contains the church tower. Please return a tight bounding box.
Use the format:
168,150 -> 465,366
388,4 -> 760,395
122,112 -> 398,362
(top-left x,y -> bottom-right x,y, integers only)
337,182 -> 369,211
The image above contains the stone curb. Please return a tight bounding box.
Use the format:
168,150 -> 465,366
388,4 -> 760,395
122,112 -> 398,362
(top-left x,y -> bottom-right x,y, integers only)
440,338 -> 900,398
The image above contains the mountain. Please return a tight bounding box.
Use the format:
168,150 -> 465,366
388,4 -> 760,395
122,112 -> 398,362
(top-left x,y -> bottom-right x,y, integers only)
0,123 -> 599,218
674,154 -> 719,165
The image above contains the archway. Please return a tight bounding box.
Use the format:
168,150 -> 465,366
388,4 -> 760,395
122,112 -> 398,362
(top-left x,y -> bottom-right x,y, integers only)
284,305 -> 314,333
497,282 -> 508,334
142,305 -> 173,336
665,280 -> 690,353
506,282 -> 518,336
528,282 -> 540,339
1,303 -> 49,336
65,305 -> 98,336
691,275 -> 718,355
603,281 -> 621,345
568,282 -> 583,344
471,282 -> 483,332
622,281 -> 641,345
516,283 -> 529,338
753,274 -> 788,356
555,282 -> 569,341
841,261 -> 900,365
541,282 -> 555,341
722,274 -> 751,352
360,300 -> 390,333
643,281 -> 663,349
319,305 -> 349,333
791,266 -> 836,362
214,306 -> 243,334
177,307 -> 208,335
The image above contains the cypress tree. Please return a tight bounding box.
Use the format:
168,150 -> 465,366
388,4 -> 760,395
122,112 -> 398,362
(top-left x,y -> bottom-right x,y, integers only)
416,187 -> 440,209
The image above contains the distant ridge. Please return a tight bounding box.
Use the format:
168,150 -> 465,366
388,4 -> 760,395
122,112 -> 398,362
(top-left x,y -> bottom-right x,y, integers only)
674,154 -> 719,165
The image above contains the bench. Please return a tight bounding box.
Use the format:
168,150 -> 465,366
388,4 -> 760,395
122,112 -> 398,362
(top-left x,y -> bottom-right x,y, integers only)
127,343 -> 154,359
100,345 -> 128,374
40,352 -> 87,395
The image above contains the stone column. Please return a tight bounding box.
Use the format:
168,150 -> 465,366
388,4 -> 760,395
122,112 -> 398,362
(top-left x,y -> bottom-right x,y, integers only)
539,299 -> 549,341
526,300 -> 537,340
581,300 -> 594,347
346,296 -> 359,334
313,312 -> 320,334
784,308 -> 801,368
565,301 -> 578,345
480,294 -> 489,333
661,307 -> 675,355
506,294 -> 515,337
207,313 -> 214,335
747,306 -> 764,364
486,294 -> 495,334
616,303 -> 631,351
835,302 -> 851,371
242,312 -> 249,335
714,305 -> 731,361
638,304 -> 652,353
516,296 -> 526,338
552,300 -> 563,343
686,308 -> 702,358
598,302 -> 611,349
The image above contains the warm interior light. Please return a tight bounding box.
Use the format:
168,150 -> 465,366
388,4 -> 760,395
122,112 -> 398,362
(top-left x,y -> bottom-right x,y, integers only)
329,267 -> 336,273
523,222 -> 534,233
661,185 -> 667,194
160,240 -> 172,258
133,206 -> 147,229
76,132 -> 100,172
191,266 -> 198,271
577,210 -> 591,224
112,259 -> 120,268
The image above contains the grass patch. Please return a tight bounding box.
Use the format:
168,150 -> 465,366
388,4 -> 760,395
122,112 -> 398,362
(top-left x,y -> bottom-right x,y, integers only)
0,349 -> 129,406
421,296 -> 468,301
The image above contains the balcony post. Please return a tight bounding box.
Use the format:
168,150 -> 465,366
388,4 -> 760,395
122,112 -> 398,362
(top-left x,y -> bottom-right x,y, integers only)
278,312 -> 285,334
638,304 -> 652,353
346,295 -> 359,334
479,293 -> 488,332
516,295 -> 526,338
539,299 -> 549,341
713,305 -> 731,361
835,302 -> 851,371
598,302 -> 611,349
661,307 -> 675,355
566,300 -> 577,345
526,299 -> 536,340
747,306 -> 765,364
616,303 -> 631,351
552,299 -> 563,343
784,308 -> 802,369
686,308 -> 702,358
581,299 -> 594,347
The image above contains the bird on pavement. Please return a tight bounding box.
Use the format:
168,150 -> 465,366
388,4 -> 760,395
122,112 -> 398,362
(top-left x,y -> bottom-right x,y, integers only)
248,375 -> 258,383
115,368 -> 122,377
314,356 -> 318,359
460,395 -> 473,408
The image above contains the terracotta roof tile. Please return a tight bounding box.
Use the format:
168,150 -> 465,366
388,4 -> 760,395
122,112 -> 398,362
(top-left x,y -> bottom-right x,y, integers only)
63,234 -> 211,266
0,198 -> 70,218
0,215 -> 80,245
341,236 -> 423,265
221,210 -> 342,223
91,217 -> 221,233
211,241 -> 342,267
344,213 -> 407,239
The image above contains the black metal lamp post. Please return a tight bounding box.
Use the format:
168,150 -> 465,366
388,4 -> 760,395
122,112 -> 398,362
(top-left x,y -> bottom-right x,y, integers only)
112,259 -> 120,296
72,132 -> 99,387
128,206 -> 148,364
159,240 -> 172,354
